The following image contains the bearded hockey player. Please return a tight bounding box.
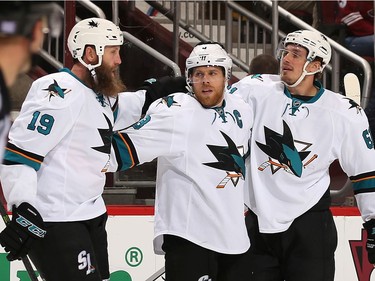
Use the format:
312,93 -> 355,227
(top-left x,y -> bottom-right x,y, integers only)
0,17 -> 163,281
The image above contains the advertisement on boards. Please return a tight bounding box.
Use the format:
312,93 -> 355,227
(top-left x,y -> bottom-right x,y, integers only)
0,207 -> 374,281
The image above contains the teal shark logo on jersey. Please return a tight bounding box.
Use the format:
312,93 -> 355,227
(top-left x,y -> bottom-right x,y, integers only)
256,120 -> 317,177
158,95 -> 180,108
44,80 -> 71,100
345,97 -> 362,114
204,131 -> 245,188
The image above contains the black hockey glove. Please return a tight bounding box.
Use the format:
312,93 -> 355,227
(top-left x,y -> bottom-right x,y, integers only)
138,76 -> 188,114
0,202 -> 46,261
363,219 -> 375,264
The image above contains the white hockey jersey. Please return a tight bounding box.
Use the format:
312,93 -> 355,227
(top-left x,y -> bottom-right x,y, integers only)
113,92 -> 253,255
1,68 -> 145,222
229,74 -> 375,233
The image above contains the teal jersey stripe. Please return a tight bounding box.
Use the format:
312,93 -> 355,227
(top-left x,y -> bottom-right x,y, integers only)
3,149 -> 41,171
352,177 -> 375,192
112,133 -> 137,171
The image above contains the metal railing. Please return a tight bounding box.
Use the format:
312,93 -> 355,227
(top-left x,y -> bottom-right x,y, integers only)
42,0 -> 181,77
145,0 -> 372,106
39,0 -> 370,203
122,31 -> 181,77
42,0 -> 106,66
119,0 -> 370,201
35,0 -> 180,196
262,0 -> 372,107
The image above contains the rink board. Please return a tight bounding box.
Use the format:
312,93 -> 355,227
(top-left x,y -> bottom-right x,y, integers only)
0,206 -> 374,281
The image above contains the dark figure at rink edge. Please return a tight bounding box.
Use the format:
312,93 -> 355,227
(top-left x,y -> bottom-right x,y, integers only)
0,17 -> 186,281
227,29 -> 375,281
112,42 -> 253,281
0,1 -> 62,160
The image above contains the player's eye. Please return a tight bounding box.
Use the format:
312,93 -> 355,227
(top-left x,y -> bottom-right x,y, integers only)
208,70 -> 219,76
193,72 -> 204,79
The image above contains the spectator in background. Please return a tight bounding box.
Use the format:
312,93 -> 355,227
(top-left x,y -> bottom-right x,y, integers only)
336,0 -> 374,58
249,53 -> 279,75
278,1 -> 318,34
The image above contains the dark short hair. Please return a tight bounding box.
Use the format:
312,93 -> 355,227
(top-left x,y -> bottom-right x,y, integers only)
249,54 -> 279,75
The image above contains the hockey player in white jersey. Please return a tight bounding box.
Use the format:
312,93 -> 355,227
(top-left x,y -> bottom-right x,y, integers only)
0,17 -> 172,281
112,42 -> 253,281
229,29 -> 375,280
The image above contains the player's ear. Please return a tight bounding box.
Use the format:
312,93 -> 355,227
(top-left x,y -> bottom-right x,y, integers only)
308,60 -> 321,72
30,19 -> 44,53
85,46 -> 98,64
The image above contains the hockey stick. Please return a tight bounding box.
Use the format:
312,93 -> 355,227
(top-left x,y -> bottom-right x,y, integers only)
0,200 -> 40,281
344,73 -> 361,105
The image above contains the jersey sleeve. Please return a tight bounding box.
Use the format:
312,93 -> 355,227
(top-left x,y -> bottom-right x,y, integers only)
113,90 -> 146,132
0,164 -> 37,209
228,76 -> 253,104
112,96 -> 184,171
337,107 -> 375,221
228,74 -> 281,104
3,75 -> 84,171
337,109 -> 375,181
1,75 -> 85,209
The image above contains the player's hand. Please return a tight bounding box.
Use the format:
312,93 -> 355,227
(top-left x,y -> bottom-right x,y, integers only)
363,219 -> 375,264
138,76 -> 188,114
0,202 -> 46,261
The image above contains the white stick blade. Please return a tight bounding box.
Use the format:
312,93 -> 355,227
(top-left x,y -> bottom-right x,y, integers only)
344,73 -> 361,105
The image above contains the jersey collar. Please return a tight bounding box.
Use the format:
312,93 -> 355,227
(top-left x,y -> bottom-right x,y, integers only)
284,81 -> 324,103
59,68 -> 90,88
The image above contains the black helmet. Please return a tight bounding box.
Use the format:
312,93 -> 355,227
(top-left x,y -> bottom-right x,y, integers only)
0,1 -> 62,38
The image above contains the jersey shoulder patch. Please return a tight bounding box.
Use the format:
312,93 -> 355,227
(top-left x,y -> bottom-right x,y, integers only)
148,92 -> 192,112
322,89 -> 365,122
30,72 -> 86,110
